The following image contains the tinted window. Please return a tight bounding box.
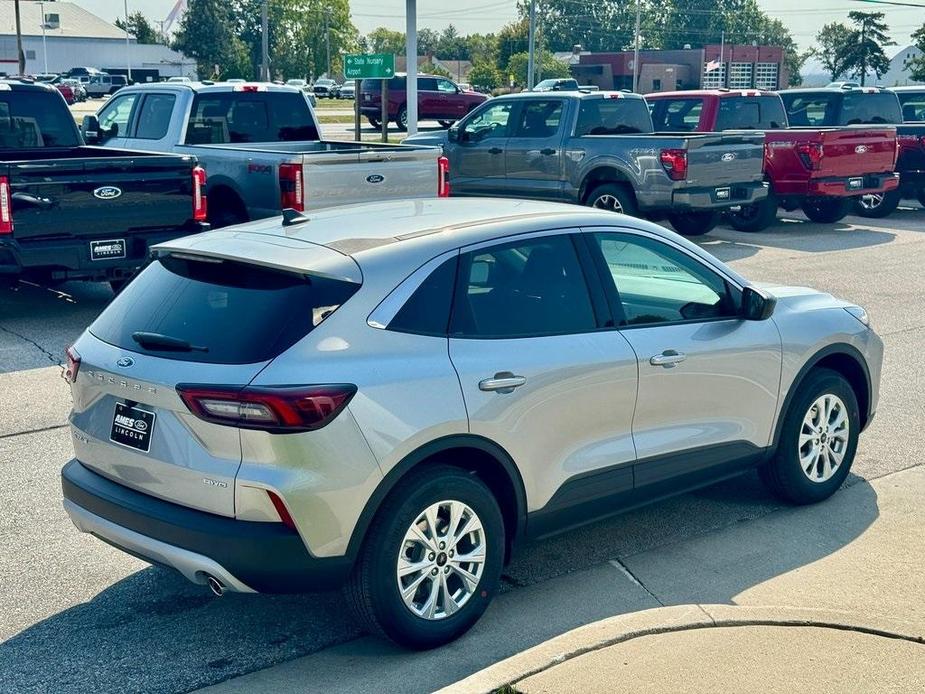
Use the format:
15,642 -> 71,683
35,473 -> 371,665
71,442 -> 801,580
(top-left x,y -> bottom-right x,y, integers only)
436,79 -> 457,93
419,77 -> 438,91
591,233 -> 736,325
450,235 -> 596,338
781,93 -> 839,126
134,93 -> 176,139
840,92 -> 903,125
185,92 -> 319,144
649,98 -> 704,132
512,99 -> 564,138
715,96 -> 787,130
576,98 -> 653,136
98,93 -> 138,137
897,91 -> 925,121
90,256 -> 358,364
388,256 -> 458,336
0,90 -> 81,148
463,101 -> 514,140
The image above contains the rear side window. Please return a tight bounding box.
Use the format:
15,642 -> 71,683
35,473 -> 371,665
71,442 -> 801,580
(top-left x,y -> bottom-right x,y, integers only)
388,256 -> 458,336
576,98 -> 653,136
90,257 -> 358,364
512,99 -> 564,138
0,91 -> 81,148
715,96 -> 787,130
649,98 -> 704,132
450,235 -> 596,338
185,92 -> 319,144
840,92 -> 903,125
134,93 -> 176,139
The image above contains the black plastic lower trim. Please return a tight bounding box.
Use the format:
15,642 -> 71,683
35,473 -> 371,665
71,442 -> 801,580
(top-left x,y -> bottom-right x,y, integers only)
61,459 -> 351,593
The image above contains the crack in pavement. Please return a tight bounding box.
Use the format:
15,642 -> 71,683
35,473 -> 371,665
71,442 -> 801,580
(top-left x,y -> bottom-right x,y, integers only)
0,325 -> 63,368
609,558 -> 665,606
0,423 -> 69,441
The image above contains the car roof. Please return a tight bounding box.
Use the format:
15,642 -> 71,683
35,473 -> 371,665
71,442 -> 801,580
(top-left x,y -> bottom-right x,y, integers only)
890,86 -> 925,92
779,87 -> 887,95
647,89 -> 777,99
0,78 -> 58,92
116,81 -> 304,94
496,90 -> 645,102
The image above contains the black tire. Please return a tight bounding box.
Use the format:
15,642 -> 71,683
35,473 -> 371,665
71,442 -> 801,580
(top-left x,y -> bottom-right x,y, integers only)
207,192 -> 248,229
395,104 -> 408,132
344,466 -> 504,649
851,189 -> 901,218
759,368 -> 860,505
800,197 -> 849,224
668,211 -> 719,237
585,182 -> 638,217
726,190 -> 778,232
367,116 -> 381,129
438,120 -> 455,128
917,189 -> 925,208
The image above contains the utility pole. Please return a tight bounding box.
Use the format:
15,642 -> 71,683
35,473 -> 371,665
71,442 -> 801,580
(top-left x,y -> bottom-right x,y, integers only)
632,0 -> 641,92
123,0 -> 132,82
14,0 -> 24,76
324,8 -> 331,77
860,20 -> 867,86
526,0 -> 536,89
261,0 -> 269,80
40,1 -> 48,74
406,0 -> 418,135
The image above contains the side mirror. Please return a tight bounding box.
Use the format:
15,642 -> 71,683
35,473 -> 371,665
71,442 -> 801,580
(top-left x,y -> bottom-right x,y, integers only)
448,127 -> 459,142
742,286 -> 776,321
81,115 -> 100,144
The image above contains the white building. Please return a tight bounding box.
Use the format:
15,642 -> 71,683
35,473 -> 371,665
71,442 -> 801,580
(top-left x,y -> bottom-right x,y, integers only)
880,45 -> 924,87
0,1 -> 196,80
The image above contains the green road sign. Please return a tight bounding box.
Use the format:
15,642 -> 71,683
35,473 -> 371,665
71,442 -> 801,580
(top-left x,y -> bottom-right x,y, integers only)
344,54 -> 395,80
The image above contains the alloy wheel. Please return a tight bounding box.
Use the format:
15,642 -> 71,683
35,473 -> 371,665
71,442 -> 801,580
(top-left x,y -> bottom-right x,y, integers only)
858,193 -> 884,210
396,500 -> 486,621
592,194 -> 624,214
798,394 -> 850,483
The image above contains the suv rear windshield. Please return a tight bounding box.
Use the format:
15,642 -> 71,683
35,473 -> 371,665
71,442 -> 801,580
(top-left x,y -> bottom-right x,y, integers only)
576,98 -> 653,135
90,256 -> 359,364
781,91 -> 903,126
715,96 -> 787,130
0,90 -> 81,148
184,91 -> 319,144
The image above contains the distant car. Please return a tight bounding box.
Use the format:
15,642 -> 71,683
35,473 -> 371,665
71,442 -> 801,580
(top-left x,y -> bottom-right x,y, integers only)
338,81 -> 355,100
826,81 -> 861,89
285,78 -> 318,106
457,82 -> 472,92
360,73 -> 488,130
54,81 -> 76,104
61,78 -> 88,102
85,74 -> 127,97
313,78 -> 338,98
34,73 -> 57,83
533,78 -> 580,92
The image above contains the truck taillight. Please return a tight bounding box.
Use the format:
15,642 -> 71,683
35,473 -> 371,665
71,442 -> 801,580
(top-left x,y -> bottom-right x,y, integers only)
438,155 -> 450,197
0,176 -> 12,235
63,345 -> 81,384
796,142 -> 824,170
659,149 -> 688,181
192,166 -> 207,222
176,384 -> 356,432
279,163 -> 304,212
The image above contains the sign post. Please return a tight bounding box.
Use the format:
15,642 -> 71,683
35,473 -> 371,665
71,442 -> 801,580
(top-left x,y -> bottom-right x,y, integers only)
344,53 -> 395,143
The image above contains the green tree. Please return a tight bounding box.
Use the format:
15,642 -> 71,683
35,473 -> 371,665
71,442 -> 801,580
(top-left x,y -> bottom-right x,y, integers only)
366,26 -> 405,56
417,28 -> 440,56
420,61 -> 452,78
173,0 -> 250,79
842,11 -> 895,85
907,24 -> 925,82
813,22 -> 854,82
497,19 -> 529,75
115,11 -> 160,44
436,24 -> 468,60
468,61 -> 502,90
465,33 -> 498,65
506,50 -> 570,87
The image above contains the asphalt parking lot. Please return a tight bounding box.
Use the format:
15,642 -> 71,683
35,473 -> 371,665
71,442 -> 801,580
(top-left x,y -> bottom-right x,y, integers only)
2,204 -> 925,693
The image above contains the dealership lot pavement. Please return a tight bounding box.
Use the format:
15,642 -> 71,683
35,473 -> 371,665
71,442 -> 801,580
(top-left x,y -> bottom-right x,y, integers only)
2,206 -> 925,692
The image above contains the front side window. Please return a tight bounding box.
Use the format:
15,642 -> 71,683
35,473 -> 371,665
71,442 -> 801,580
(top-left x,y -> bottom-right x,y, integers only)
591,233 -> 738,325
98,93 -> 138,138
437,79 -> 457,93
463,101 -> 514,140
512,99 -> 564,138
134,93 -> 176,140
450,235 -> 596,338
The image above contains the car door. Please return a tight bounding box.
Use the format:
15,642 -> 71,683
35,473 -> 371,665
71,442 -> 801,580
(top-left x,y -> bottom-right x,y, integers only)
118,92 -> 178,151
94,92 -> 140,148
504,98 -> 566,200
449,100 -> 516,196
417,77 -> 439,120
585,229 -> 782,488
447,231 -> 639,531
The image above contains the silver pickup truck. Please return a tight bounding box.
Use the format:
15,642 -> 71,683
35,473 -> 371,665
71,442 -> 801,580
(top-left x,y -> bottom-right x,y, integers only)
81,82 -> 447,227
405,91 -> 767,236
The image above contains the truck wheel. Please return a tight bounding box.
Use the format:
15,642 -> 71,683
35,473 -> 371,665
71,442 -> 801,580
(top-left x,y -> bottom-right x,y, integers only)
396,105 -> 408,132
801,197 -> 848,224
726,191 -> 778,232
344,466 -> 504,649
207,195 -> 248,229
586,183 -> 638,217
367,117 -> 381,129
759,368 -> 859,505
668,211 -> 719,236
852,189 -> 901,218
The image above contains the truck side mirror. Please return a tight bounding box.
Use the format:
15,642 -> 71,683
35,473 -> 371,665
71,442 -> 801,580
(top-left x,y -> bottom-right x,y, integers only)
742,286 -> 776,321
81,115 -> 100,144
448,127 -> 459,142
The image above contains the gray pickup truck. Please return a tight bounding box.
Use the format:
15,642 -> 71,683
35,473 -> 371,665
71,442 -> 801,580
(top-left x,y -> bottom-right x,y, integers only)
81,82 -> 447,228
405,91 -> 767,235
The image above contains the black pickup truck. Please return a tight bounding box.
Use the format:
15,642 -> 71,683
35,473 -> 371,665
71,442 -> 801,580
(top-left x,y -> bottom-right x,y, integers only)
0,80 -> 208,290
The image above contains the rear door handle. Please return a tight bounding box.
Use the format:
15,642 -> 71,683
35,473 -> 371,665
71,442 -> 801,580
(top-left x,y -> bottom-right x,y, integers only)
540,148 -> 556,155
488,147 -> 503,155
479,372 -> 526,393
649,350 -> 687,367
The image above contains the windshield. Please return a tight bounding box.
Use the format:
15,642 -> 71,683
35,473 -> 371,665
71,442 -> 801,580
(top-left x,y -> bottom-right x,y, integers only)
185,91 -> 319,144
0,91 -> 81,148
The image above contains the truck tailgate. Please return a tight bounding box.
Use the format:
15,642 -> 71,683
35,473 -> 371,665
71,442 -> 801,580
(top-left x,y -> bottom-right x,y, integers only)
815,127 -> 897,177
683,132 -> 765,186
7,151 -> 196,241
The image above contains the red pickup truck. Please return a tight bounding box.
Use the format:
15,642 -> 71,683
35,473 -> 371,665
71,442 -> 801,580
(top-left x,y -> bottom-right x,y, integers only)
647,89 -> 899,231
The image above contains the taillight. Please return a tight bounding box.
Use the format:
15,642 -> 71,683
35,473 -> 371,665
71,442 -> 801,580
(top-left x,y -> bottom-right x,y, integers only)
266,490 -> 297,531
796,142 -> 824,170
438,155 -> 450,197
0,175 -> 12,234
279,163 -> 304,212
659,149 -> 688,181
176,384 -> 356,432
64,345 -> 81,384
192,166 -> 207,222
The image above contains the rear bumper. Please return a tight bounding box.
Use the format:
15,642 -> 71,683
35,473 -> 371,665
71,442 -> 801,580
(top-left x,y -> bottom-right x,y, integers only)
803,172 -> 899,198
0,224 -> 209,282
662,181 -> 767,212
61,459 -> 352,593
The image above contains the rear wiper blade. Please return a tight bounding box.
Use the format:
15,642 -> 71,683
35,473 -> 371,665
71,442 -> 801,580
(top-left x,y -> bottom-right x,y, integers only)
131,331 -> 208,352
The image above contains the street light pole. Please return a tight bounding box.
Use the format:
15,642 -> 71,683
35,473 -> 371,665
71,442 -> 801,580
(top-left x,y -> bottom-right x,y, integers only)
406,0 -> 418,135
324,8 -> 331,77
632,0 -> 640,92
40,1 -> 48,74
526,0 -> 536,89
123,0 -> 132,82
261,0 -> 269,80
13,0 -> 24,76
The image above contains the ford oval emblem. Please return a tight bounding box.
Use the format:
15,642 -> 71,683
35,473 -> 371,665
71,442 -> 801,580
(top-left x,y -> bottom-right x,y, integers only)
116,357 -> 135,368
855,145 -> 868,154
94,186 -> 122,200
721,152 -> 736,162
366,174 -> 385,184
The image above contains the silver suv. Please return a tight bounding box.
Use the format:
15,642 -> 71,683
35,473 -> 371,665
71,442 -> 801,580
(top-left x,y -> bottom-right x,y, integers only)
62,199 -> 882,648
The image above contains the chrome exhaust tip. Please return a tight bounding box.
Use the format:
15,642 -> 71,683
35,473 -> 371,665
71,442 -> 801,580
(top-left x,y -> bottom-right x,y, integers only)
206,575 -> 226,597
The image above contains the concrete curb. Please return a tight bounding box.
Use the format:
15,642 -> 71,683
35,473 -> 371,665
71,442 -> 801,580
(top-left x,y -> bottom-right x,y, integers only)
437,604 -> 925,694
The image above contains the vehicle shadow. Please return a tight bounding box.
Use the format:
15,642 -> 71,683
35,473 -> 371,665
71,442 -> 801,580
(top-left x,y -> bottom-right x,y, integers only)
0,471 -> 879,694
706,217 -> 897,256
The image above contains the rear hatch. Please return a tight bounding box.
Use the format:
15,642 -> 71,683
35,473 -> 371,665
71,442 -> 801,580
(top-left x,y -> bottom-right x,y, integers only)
681,132 -> 765,186
8,149 -> 197,241
69,236 -> 360,516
